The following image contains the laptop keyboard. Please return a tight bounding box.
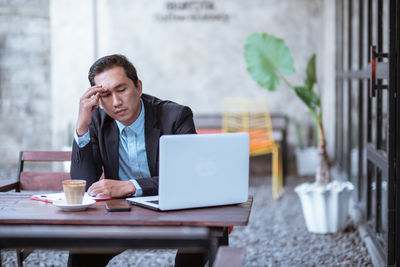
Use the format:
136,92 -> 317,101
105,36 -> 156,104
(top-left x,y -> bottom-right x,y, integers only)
149,200 -> 159,204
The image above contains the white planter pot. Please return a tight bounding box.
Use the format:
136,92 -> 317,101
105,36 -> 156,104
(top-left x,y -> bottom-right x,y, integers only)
295,180 -> 354,234
295,147 -> 318,176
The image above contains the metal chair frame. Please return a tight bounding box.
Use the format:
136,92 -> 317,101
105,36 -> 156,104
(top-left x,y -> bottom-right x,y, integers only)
222,98 -> 284,199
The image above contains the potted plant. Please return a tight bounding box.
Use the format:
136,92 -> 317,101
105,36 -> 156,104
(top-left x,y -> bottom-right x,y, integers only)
244,33 -> 354,233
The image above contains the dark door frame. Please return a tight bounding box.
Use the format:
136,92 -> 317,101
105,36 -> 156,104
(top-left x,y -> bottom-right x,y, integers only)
335,0 -> 399,265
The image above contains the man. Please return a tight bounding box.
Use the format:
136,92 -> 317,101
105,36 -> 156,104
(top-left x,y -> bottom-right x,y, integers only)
70,54 -> 205,266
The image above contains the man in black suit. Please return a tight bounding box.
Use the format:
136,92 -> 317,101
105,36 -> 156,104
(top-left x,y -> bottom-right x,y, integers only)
69,54 -> 205,267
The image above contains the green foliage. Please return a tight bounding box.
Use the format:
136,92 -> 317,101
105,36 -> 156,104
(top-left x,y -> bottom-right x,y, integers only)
244,33 -> 321,121
305,54 -> 317,90
294,86 -> 320,120
244,33 -> 295,91
296,53 -> 320,121
245,33 -> 330,184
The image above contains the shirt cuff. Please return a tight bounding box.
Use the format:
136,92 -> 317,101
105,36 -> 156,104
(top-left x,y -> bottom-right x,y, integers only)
129,179 -> 143,197
74,129 -> 90,148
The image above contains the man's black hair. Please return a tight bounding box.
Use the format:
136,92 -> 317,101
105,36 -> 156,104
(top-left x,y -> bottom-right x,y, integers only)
88,54 -> 139,87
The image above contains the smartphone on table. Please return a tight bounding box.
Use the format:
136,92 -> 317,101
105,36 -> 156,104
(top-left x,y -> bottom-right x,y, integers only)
105,199 -> 131,212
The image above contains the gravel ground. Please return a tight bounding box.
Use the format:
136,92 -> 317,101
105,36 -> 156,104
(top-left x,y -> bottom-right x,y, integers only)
0,175 -> 372,267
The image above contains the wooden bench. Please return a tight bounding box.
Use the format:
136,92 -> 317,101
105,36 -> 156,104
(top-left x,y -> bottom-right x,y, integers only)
0,150 -> 72,267
0,150 -> 72,192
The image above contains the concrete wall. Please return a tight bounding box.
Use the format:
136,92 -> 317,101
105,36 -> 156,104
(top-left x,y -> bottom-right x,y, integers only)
0,0 -> 51,170
51,0 -> 336,154
50,0 -> 95,150
0,0 -> 337,172
321,0 -> 336,163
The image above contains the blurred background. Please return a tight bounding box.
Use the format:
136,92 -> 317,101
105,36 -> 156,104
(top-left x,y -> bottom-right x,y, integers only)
2,1 -> 400,265
0,0 -> 336,174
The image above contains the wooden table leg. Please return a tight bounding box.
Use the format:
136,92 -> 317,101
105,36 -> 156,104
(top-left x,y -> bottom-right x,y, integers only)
208,227 -> 229,266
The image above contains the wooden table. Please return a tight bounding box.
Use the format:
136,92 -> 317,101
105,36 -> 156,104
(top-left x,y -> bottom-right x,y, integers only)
0,193 -> 253,265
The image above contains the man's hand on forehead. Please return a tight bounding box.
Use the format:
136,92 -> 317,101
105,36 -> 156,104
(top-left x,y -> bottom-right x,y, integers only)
97,86 -> 111,97
76,85 -> 108,137
84,85 -> 105,97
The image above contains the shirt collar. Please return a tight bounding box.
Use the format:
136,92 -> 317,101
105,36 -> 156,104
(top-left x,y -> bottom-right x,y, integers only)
116,98 -> 145,135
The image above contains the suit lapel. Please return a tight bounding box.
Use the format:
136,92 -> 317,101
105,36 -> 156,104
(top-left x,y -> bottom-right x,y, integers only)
144,98 -> 160,177
104,119 -> 120,180
145,126 -> 160,177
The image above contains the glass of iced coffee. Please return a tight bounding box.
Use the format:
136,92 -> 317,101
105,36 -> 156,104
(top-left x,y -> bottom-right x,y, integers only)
63,180 -> 86,204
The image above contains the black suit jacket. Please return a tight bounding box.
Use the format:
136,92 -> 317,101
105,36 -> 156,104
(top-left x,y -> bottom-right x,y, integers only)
70,94 -> 196,195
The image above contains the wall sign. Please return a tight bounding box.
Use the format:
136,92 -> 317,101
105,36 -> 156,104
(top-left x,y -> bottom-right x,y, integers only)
154,1 -> 231,22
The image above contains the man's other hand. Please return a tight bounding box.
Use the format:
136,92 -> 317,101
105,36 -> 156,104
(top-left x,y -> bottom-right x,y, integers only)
87,179 -> 136,198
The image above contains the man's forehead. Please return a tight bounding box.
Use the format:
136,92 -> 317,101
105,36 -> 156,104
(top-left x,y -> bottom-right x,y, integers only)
95,66 -> 123,77
94,67 -> 130,88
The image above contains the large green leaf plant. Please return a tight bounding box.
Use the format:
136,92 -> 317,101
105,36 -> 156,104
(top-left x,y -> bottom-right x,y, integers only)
245,33 -> 331,186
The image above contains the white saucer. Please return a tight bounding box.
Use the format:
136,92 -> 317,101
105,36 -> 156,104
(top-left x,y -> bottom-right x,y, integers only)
53,198 -> 96,211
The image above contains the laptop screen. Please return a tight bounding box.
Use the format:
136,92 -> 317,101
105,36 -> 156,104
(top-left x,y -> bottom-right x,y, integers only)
157,133 -> 249,210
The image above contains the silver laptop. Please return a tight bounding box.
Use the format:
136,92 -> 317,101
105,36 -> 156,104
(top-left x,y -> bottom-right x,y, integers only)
127,132 -> 249,211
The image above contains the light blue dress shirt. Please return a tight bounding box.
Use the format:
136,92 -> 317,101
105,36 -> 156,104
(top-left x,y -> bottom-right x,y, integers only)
74,99 -> 150,196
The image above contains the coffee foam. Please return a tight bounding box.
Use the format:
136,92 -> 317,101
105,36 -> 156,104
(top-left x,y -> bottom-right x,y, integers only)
63,181 -> 86,186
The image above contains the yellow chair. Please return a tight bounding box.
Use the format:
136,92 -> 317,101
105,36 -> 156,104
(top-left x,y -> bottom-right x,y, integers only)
222,98 -> 284,199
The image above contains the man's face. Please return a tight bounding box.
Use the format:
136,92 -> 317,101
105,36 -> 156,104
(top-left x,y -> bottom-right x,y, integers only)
94,66 -> 142,126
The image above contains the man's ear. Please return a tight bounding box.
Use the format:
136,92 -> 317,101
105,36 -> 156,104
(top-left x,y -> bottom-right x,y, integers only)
137,80 -> 143,96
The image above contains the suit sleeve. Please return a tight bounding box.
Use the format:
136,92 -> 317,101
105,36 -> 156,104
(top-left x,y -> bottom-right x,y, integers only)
135,106 -> 196,195
172,105 -> 197,134
70,124 -> 103,190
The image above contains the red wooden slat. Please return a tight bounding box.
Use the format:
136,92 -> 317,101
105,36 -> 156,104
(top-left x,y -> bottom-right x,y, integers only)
22,151 -> 72,162
20,172 -> 70,191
